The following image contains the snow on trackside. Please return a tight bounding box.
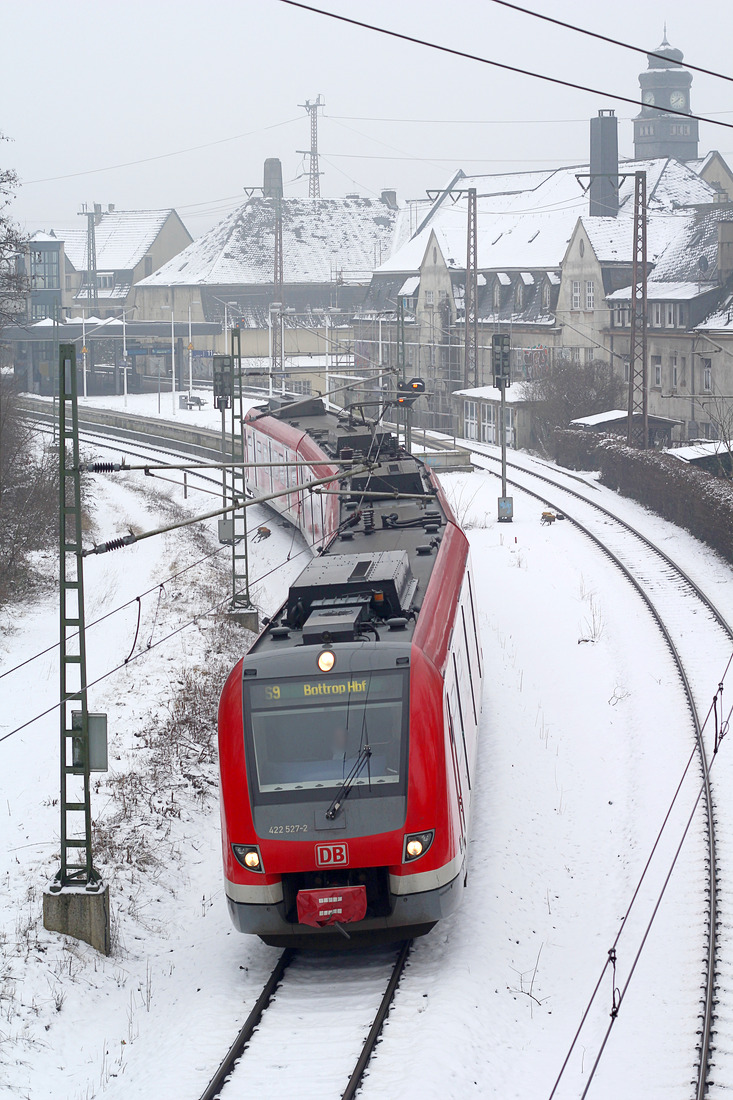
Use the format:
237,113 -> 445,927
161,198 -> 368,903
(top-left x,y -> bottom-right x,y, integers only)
2,413 -> 731,1097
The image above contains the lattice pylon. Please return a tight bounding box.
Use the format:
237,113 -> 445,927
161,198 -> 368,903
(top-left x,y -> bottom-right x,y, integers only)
464,188 -> 478,387
627,171 -> 649,449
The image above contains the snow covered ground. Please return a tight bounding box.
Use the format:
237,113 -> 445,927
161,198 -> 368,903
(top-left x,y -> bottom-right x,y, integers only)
2,398 -> 732,1098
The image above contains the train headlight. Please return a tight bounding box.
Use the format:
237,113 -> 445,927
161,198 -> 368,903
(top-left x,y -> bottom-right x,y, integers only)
403,830 -> 435,863
232,844 -> 264,873
318,649 -> 336,673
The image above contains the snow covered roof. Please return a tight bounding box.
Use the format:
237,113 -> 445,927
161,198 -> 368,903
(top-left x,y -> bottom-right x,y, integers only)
607,281 -> 718,301
453,383 -> 533,404
75,282 -> 132,302
571,409 -> 681,428
60,210 -> 182,272
571,410 -> 628,426
29,231 -> 59,243
138,196 -> 399,287
696,291 -> 733,331
669,440 -> 729,462
398,276 -> 420,296
379,157 -> 720,278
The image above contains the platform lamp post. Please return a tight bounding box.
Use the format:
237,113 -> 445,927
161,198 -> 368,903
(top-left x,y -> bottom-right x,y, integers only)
492,333 -> 513,522
122,309 -> 128,409
188,303 -> 193,397
170,311 -> 177,416
213,354 -> 234,509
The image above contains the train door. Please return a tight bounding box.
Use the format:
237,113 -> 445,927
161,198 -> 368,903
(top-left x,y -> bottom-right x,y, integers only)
445,682 -> 467,850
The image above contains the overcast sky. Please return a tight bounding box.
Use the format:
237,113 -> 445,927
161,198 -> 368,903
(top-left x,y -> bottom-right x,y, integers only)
2,0 -> 731,240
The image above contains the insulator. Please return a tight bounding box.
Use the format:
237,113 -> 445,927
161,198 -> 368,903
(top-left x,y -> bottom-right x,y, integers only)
88,534 -> 137,555
86,462 -> 123,473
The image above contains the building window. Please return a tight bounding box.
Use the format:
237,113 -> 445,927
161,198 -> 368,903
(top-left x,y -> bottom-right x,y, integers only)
652,303 -> 662,327
289,379 -> 312,395
572,280 -> 581,310
543,282 -> 551,310
425,290 -> 434,306
493,283 -> 501,310
98,272 -> 114,289
30,248 -> 60,290
680,356 -> 686,385
702,358 -> 712,391
623,360 -> 630,383
572,346 -> 581,362
671,357 -> 678,389
514,283 -> 523,310
30,302 -> 55,321
652,355 -> 662,387
481,402 -> 496,444
666,302 -> 675,327
614,304 -> 629,327
464,400 -> 478,440
677,304 -> 685,327
585,280 -> 595,310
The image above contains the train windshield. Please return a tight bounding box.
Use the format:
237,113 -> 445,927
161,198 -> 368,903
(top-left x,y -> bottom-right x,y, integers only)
244,670 -> 408,802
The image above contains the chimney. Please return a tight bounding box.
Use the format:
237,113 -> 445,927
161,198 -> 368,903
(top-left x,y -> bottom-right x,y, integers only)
718,222 -> 733,284
380,189 -> 398,210
93,202 -> 103,224
263,158 -> 283,200
589,110 -> 619,217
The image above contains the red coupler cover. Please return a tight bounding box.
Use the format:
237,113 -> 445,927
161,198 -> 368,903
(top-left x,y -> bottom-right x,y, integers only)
296,885 -> 367,927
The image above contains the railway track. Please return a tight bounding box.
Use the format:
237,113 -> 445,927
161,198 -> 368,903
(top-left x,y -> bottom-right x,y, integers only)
22,398 -> 733,1092
463,446 -> 732,1098
198,941 -> 411,1100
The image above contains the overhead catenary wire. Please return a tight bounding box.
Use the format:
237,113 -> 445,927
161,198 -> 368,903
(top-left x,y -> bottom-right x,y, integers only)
488,0 -> 733,87
22,116 -> 303,187
548,653 -> 733,1098
0,536 -> 319,746
278,1 -> 733,135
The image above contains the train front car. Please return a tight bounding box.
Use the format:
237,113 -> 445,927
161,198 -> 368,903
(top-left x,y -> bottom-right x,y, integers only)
218,407 -> 482,947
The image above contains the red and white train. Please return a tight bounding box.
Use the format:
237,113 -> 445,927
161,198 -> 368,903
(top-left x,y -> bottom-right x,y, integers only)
218,398 -> 483,946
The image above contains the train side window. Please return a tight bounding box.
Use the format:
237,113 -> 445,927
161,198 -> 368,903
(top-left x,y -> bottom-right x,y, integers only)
446,702 -> 466,835
450,670 -> 471,790
466,572 -> 482,678
460,605 -> 478,726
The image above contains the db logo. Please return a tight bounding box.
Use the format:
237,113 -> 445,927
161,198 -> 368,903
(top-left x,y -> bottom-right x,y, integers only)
315,842 -> 349,867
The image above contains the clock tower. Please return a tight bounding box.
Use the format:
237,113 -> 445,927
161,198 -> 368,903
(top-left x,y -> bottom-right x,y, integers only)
633,32 -> 699,161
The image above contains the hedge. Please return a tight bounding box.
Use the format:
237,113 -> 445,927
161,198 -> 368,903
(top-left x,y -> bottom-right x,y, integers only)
554,429 -> 733,565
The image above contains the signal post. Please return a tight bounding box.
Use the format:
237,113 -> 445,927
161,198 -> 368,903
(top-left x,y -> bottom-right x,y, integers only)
492,334 -> 513,523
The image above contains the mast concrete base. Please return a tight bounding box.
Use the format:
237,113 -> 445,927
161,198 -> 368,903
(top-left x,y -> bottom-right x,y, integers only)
43,882 -> 111,956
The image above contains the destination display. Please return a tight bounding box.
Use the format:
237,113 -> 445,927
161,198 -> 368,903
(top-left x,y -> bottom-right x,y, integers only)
248,671 -> 402,710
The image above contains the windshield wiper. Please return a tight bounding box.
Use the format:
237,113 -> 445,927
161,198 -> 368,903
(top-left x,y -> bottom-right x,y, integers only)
325,746 -> 372,820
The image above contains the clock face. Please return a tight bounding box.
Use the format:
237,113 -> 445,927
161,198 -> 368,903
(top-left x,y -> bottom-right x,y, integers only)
670,90 -> 686,109
643,91 -> 655,106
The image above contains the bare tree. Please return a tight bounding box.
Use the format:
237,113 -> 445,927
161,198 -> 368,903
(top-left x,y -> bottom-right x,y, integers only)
0,134 -> 26,330
524,357 -> 626,453
0,374 -> 59,605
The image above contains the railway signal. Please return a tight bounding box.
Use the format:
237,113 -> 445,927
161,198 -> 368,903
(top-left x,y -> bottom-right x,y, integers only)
492,333 -> 511,389
395,378 -> 425,406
